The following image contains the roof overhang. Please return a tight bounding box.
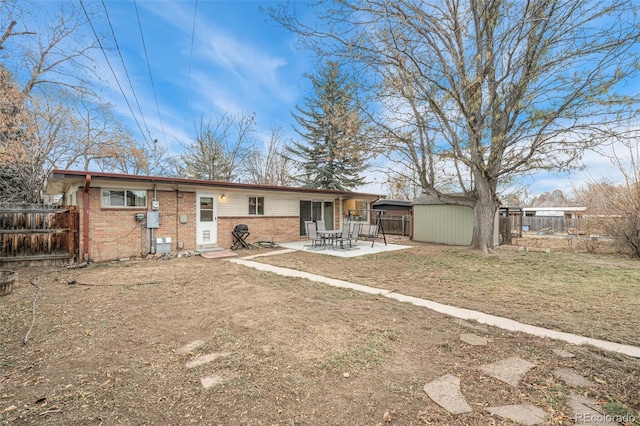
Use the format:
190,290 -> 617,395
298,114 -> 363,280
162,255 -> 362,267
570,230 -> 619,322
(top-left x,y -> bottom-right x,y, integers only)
47,170 -> 381,199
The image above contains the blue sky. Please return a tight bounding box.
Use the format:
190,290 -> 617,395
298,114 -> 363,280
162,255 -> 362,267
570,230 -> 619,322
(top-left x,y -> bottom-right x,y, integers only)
8,1 -> 637,198
94,1 -> 312,157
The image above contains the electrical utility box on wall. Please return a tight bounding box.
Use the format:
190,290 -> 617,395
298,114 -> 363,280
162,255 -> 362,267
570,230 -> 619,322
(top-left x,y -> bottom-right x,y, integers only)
146,211 -> 160,228
155,237 -> 172,254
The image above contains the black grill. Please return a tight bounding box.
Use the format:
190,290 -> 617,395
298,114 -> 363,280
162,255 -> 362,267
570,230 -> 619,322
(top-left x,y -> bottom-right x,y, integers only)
233,224 -> 249,234
231,224 -> 250,250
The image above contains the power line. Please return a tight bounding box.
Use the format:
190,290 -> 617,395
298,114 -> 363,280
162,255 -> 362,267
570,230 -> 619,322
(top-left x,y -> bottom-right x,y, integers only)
185,0 -> 198,111
101,0 -> 154,145
79,0 -> 152,147
133,0 -> 168,153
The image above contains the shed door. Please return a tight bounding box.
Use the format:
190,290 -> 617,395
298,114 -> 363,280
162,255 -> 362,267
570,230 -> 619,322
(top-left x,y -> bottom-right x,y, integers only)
196,193 -> 217,245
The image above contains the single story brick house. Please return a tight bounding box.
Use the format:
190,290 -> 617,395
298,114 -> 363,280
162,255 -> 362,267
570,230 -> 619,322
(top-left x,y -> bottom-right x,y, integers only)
47,170 -> 380,262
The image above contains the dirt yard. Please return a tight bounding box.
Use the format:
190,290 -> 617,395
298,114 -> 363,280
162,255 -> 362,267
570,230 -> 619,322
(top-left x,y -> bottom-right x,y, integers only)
1,245 -> 639,425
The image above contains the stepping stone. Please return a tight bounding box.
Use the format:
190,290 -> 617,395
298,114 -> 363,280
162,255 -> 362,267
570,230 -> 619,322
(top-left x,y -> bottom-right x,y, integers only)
186,352 -> 231,369
553,368 -> 595,388
200,375 -> 225,389
177,340 -> 206,355
460,333 -> 487,346
553,349 -> 575,358
423,373 -> 473,414
485,404 -> 547,425
568,395 -> 617,425
479,357 -> 536,386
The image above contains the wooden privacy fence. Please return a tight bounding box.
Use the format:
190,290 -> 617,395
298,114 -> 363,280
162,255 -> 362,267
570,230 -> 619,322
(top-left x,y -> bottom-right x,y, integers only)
522,216 -> 584,234
0,204 -> 79,266
379,215 -> 412,236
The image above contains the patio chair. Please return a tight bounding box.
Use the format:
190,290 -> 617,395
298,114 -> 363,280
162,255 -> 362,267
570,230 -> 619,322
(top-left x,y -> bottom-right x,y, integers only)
304,221 -> 322,248
348,221 -> 362,243
334,222 -> 357,250
313,220 -> 328,246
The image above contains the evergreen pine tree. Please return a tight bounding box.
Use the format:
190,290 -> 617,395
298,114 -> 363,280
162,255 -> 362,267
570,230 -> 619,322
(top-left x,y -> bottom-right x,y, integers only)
288,61 -> 367,191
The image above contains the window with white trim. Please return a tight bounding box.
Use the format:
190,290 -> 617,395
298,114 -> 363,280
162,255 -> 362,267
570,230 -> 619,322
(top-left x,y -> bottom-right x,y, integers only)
248,196 -> 264,215
101,189 -> 147,208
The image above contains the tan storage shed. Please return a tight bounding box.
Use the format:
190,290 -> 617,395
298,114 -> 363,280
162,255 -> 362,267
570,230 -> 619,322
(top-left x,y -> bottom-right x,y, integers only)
412,195 -> 499,246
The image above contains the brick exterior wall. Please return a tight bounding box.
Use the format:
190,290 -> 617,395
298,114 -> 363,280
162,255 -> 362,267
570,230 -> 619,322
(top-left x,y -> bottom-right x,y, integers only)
78,188 -> 197,261
218,216 -> 300,249
78,187 -> 302,260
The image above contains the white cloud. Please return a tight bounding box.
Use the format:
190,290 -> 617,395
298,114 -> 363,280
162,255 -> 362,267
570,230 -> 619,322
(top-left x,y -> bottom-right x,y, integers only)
202,33 -> 288,86
91,0 -> 306,152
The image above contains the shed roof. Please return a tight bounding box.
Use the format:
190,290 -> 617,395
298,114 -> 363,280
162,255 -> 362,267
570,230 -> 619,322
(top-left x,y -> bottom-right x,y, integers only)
412,193 -> 474,206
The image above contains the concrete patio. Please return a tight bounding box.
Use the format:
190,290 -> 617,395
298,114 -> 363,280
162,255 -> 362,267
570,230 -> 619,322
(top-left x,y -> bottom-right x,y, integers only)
277,239 -> 412,258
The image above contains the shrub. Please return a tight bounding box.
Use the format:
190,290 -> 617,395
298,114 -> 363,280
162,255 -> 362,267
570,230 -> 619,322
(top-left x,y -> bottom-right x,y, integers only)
576,181 -> 640,258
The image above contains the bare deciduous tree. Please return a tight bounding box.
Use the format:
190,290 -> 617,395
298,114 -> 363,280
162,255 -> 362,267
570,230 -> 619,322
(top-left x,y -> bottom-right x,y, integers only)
0,1 -> 113,202
180,112 -> 256,182
0,64 -> 28,148
0,64 -> 37,202
1,1 -> 101,97
2,81 -> 154,202
576,140 -> 640,258
383,170 -> 421,201
0,1 -> 34,52
245,126 -> 296,186
269,0 -> 640,251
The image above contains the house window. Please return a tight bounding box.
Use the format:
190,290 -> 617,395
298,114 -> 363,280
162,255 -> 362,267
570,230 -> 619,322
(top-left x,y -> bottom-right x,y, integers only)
249,196 -> 264,215
200,197 -> 214,222
102,189 -> 147,208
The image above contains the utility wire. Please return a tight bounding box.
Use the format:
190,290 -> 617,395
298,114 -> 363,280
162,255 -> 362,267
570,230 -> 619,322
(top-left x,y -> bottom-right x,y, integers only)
133,0 -> 168,156
78,0 -> 152,147
185,0 -> 198,111
101,0 -> 154,146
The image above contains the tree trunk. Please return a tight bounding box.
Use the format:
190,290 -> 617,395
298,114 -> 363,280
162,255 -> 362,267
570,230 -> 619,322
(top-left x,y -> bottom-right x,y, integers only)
470,172 -> 498,252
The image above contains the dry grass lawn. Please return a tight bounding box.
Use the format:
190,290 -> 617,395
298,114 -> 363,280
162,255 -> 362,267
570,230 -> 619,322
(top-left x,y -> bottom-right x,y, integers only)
257,240 -> 640,347
0,243 -> 638,425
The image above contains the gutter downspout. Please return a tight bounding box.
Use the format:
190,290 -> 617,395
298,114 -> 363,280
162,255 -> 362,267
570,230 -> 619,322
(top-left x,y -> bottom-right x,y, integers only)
83,174 -> 91,262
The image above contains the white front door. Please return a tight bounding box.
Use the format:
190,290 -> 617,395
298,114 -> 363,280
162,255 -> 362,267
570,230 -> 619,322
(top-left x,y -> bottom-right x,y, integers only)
196,193 -> 217,245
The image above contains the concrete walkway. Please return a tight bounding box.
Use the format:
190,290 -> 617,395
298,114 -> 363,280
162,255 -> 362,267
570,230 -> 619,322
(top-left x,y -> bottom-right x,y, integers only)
228,250 -> 640,359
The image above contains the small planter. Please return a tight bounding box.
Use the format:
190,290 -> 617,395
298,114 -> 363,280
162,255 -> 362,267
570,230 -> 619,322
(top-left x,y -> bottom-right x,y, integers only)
0,270 -> 16,296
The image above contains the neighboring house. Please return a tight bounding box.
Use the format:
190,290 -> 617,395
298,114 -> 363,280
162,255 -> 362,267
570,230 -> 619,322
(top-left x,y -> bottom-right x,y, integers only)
522,206 -> 586,233
47,170 -> 380,262
371,199 -> 413,216
412,194 -> 499,246
522,207 -> 586,218
371,199 -> 413,236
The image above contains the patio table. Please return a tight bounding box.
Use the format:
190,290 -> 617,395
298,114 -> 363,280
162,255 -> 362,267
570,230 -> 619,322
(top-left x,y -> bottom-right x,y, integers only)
316,230 -> 342,248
